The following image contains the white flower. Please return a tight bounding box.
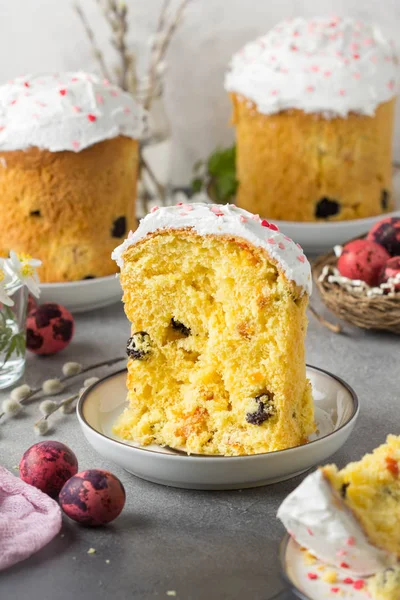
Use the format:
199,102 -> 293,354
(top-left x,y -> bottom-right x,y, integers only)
0,260 -> 14,307
42,378 -> 64,395
62,362 -> 82,376
39,400 -> 58,416
8,250 -> 41,298
10,383 -> 31,401
2,398 -> 22,416
34,420 -> 49,436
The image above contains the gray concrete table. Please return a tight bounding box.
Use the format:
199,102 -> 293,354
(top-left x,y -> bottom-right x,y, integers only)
0,299 -> 399,600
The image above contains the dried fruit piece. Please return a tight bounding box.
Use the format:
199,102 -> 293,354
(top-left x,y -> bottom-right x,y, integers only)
315,197 -> 340,219
126,332 -> 152,360
246,391 -> 275,425
171,318 -> 191,337
381,189 -> 390,211
111,216 -> 127,238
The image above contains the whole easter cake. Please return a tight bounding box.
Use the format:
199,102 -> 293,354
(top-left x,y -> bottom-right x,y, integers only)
225,17 -> 398,222
278,435 -> 400,578
0,72 -> 146,282
112,202 -> 314,456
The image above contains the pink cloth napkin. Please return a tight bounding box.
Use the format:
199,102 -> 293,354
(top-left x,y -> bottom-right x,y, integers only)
0,465 -> 62,571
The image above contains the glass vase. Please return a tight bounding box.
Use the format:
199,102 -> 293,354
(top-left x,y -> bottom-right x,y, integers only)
137,75 -> 173,216
0,279 -> 27,389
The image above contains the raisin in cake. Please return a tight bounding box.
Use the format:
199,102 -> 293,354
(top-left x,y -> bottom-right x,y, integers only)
112,202 -> 314,456
278,435 -> 400,576
225,17 -> 398,222
0,72 -> 146,282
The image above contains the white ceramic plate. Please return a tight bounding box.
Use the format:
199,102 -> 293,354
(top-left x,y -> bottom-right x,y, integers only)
77,365 -> 358,490
40,274 -> 122,314
274,167 -> 400,255
279,534 -> 370,599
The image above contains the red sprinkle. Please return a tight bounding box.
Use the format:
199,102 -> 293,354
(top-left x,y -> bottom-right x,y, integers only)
307,573 -> 318,580
268,223 -> 279,231
340,562 -> 350,569
278,242 -> 285,250
87,114 -> 97,122
343,577 -> 354,585
261,219 -> 270,227
331,588 -> 340,594
10,99 -> 17,106
353,580 -> 365,590
346,536 -> 355,546
267,238 -> 276,245
307,528 -> 314,536
59,89 -> 67,96
353,53 -> 360,59
23,82 -> 30,88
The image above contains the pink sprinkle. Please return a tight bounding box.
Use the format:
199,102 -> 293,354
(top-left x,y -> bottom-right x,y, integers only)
267,238 -> 276,245
291,44 -> 299,52
176,202 -> 183,207
71,140 -> 80,150
10,99 -> 17,106
110,90 -> 119,97
151,206 -> 159,213
307,573 -> 318,580
331,588 -> 340,594
271,89 -> 278,96
0,125 -> 5,132
350,42 -> 359,51
340,562 -> 350,569
306,85 -> 315,93
336,550 -> 347,557
284,235 -> 291,241
72,105 -> 81,113
261,219 -> 269,227
297,255 -> 305,263
346,536 -> 355,546
23,81 -> 30,88
343,578 -> 354,585
181,203 -> 193,211
240,215 -> 247,223
307,528 -> 314,536
353,580 -> 365,590
123,106 -> 131,114
339,89 -> 346,96
35,101 -> 47,107
103,78 -> 110,86
353,72 -> 361,80
363,38 -> 374,46
278,242 -> 285,250
388,79 -> 395,90
324,70 -> 332,77
353,53 -> 360,60
211,206 -> 224,215
71,77 -> 79,82
268,223 -> 279,231
96,93 -> 104,105
59,88 -> 67,96
296,243 -> 302,249
87,114 -> 97,122
310,65 -> 320,72
293,30 -> 299,37
250,214 -> 260,221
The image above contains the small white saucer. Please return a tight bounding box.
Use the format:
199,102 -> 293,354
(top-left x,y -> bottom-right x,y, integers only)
40,274 -> 122,313
280,534 -> 369,599
274,167 -> 400,255
77,365 -> 358,490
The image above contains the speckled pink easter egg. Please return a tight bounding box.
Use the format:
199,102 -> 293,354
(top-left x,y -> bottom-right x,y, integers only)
27,294 -> 38,316
337,239 -> 390,287
26,303 -> 75,355
381,256 -> 400,290
19,441 -> 78,497
367,216 -> 400,257
59,469 -> 126,526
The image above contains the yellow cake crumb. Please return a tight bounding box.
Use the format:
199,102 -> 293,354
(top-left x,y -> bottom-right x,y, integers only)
322,570 -> 338,584
303,551 -> 317,565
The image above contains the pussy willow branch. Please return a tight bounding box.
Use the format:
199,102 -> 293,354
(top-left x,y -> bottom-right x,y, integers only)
34,393 -> 80,428
0,355 -> 125,422
74,2 -> 112,82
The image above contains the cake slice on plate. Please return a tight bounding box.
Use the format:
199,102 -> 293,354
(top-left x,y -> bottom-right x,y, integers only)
112,202 -> 313,456
278,435 -> 400,576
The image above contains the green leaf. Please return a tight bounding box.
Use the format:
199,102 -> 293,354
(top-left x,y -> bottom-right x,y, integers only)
191,177 -> 203,194
3,335 -> 17,365
207,145 -> 236,177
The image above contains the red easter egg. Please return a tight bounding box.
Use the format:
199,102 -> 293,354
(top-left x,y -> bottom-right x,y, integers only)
19,441 -> 78,497
367,216 -> 400,257
337,239 -> 390,287
27,294 -> 38,316
380,256 -> 400,290
26,303 -> 74,355
59,469 -> 126,526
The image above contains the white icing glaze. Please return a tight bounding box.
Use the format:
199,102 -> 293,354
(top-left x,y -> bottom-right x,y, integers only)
112,202 -> 312,295
225,16 -> 399,117
277,469 -> 396,576
0,72 -> 147,152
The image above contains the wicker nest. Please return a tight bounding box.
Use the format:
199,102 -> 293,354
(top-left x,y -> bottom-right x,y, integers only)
312,247 -> 400,334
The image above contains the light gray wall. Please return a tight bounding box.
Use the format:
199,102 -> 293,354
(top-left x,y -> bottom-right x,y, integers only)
1,0 -> 399,183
